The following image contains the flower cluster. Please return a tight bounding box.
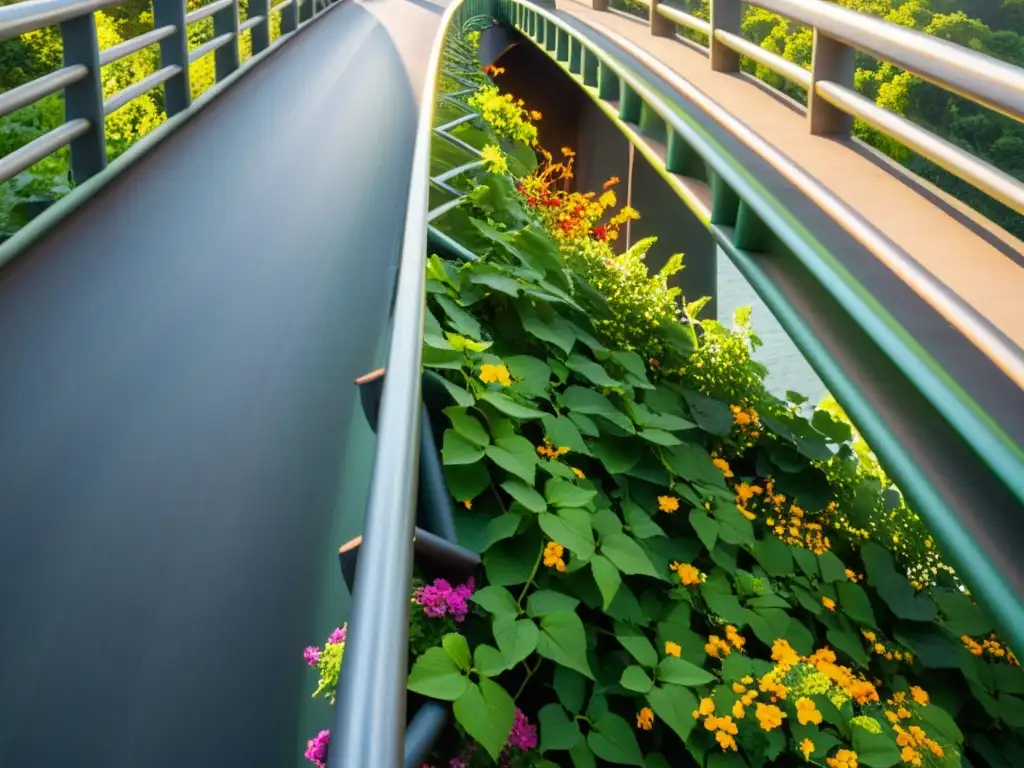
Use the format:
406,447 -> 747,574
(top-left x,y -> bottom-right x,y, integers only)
305,625 -> 348,705
543,540 -> 566,572
507,708 -> 538,751
670,560 -> 704,586
479,145 -> 508,175
657,494 -> 679,513
304,729 -> 330,768
467,85 -> 538,146
691,698 -> 740,750
414,577 -> 476,622
536,437 -> 569,460
962,632 -> 1020,664
479,362 -> 511,386
637,706 -> 654,730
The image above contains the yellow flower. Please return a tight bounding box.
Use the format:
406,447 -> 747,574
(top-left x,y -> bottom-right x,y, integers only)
670,561 -> 703,586
480,144 -> 508,175
705,635 -> 732,658
796,697 -> 822,725
561,146 -> 575,157
910,686 -> 929,706
715,731 -> 738,751
543,541 -> 566,572
755,703 -> 785,731
732,700 -> 745,719
712,457 -> 734,478
822,596 -> 836,611
732,682 -> 746,694
599,190 -> 617,208
862,630 -> 876,642
657,495 -> 679,513
698,697 -> 715,716
771,639 -> 800,668
636,707 -> 654,730
900,747 -> 922,766
479,363 -> 511,387
826,749 -> 859,768
463,500 -> 472,509
530,110 -> 542,120
571,466 -> 585,479
801,738 -> 815,760
665,641 -> 682,658
725,624 -> 746,651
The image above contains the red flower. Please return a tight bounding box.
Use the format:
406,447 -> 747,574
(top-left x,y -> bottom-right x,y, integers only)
592,225 -> 608,241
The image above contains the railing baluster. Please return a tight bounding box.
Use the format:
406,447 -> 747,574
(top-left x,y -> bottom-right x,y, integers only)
154,0 -> 192,116
214,0 -> 241,81
650,0 -> 673,38
60,12 -> 106,183
250,0 -> 271,54
710,0 -> 741,73
808,30 -> 855,136
280,0 -> 298,35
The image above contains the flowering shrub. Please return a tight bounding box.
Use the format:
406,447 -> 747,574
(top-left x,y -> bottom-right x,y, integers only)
401,37 -> 1023,768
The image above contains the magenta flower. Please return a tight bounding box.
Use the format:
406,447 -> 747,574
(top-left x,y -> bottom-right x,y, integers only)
327,624 -> 347,646
303,646 -> 321,667
449,759 -> 468,768
304,729 -> 330,768
508,708 -> 537,751
414,577 -> 476,623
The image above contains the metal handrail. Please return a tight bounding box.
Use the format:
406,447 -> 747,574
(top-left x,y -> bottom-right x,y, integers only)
0,0 -> 333,187
643,0 -> 1024,223
510,0 -> 1024,650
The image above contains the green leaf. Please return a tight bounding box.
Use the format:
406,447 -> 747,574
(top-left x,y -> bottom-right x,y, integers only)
638,428 -> 682,446
541,415 -> 591,455
537,611 -> 595,679
792,546 -> 820,580
444,406 -> 490,446
647,684 -> 698,743
517,300 -> 575,355
587,713 -> 645,766
818,550 -> 849,582
453,679 -> 516,761
480,391 -> 546,420
566,353 -> 620,387
664,442 -> 725,488
472,585 -> 519,618
860,541 -> 937,621
919,701 -> 963,744
690,509 -> 719,552
559,386 -> 633,433
600,532 -> 659,577
505,355 -> 551,398
407,647 -> 469,701
591,554 -> 622,610
527,589 -> 580,617
934,590 -> 993,637
589,435 -> 640,474
539,510 -> 595,559
539,703 -> 583,752
622,500 -> 666,539
620,665 -> 654,693
474,644 -> 508,678
486,435 -> 539,484
485,534 -> 541,586
502,479 -> 546,512
657,656 -> 716,686
423,345 -> 464,369
836,581 -> 878,628
754,536 -> 795,577
444,461 -> 490,502
468,264 -> 525,297
679,389 -> 733,436
434,294 -> 482,338
442,429 -> 485,465
703,592 -> 755,626
851,728 -> 901,768
714,504 -> 755,548
545,477 -> 597,508
569,739 -> 597,768
493,615 -> 540,667
614,622 -> 659,668
827,626 -> 870,667
720,653 -> 754,681
812,408 -> 853,443
443,632 -> 471,671
555,665 -> 588,714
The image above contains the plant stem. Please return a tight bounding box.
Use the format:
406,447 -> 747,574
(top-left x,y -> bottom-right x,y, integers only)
516,541 -> 545,609
514,658 -> 541,701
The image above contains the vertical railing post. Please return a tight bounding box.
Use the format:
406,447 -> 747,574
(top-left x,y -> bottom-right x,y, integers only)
60,13 -> 106,183
250,0 -> 271,55
214,0 -> 241,80
592,0 -> 609,11
281,0 -> 298,35
650,0 -> 674,37
154,0 -> 192,115
710,0 -> 741,72
808,30 -> 855,136
299,0 -> 314,24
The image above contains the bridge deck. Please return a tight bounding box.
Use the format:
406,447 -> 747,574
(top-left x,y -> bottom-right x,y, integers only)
0,1 -> 447,765
559,1 -> 1024,359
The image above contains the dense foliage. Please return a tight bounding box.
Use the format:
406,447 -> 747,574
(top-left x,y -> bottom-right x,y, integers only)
0,0 -> 280,239
299,26 -> 1022,768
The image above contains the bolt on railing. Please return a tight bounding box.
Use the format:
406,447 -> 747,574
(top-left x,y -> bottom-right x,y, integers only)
600,0 -> 1024,218
0,0 -> 336,188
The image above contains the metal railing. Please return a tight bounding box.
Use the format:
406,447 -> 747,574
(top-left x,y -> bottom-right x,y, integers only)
596,0 -> 1024,218
0,0 -> 338,187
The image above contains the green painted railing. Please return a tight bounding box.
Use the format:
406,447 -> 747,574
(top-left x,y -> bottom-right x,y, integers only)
0,0 -> 339,187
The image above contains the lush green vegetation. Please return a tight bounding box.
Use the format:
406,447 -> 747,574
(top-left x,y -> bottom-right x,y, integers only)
615,0 -> 1024,239
299,25 -> 1022,768
0,0 -> 280,240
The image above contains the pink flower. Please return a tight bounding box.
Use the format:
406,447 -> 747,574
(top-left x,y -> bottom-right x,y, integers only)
508,708 -> 537,751
304,730 -> 330,768
303,646 -> 321,667
327,625 -> 347,645
414,578 -> 475,623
